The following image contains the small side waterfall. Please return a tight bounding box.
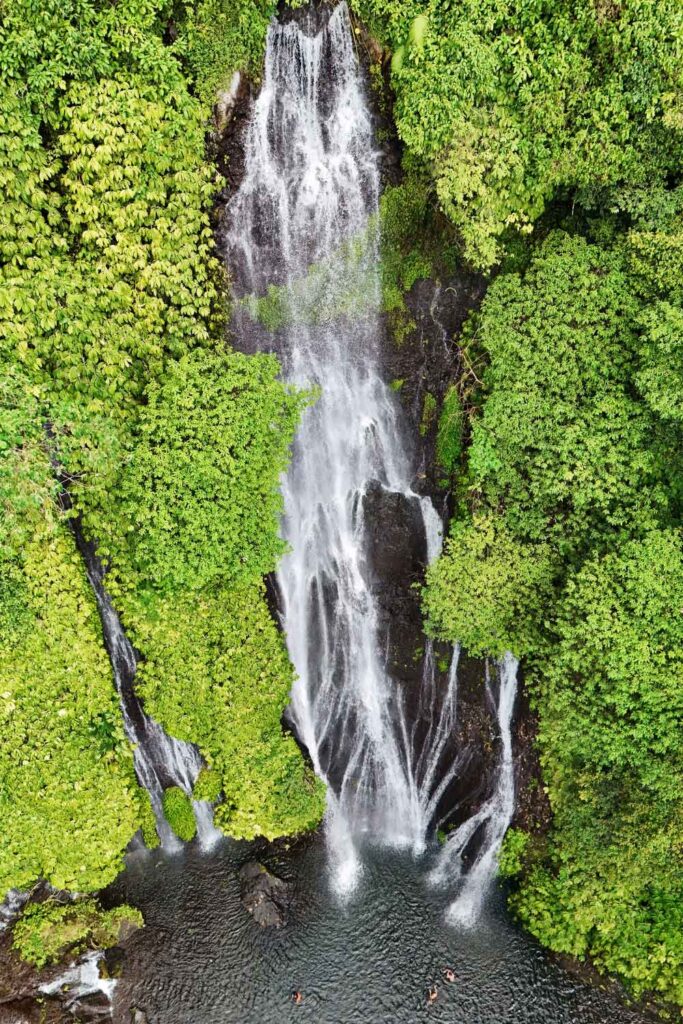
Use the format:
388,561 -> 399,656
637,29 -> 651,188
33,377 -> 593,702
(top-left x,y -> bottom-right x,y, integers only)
74,530 -> 222,851
226,1 -> 518,915
40,950 -> 117,1017
431,653 -> 519,925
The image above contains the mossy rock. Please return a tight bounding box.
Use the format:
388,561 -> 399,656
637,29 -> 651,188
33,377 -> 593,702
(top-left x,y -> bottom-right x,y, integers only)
162,786 -> 197,842
139,790 -> 160,850
408,14 -> 429,52
390,44 -> 405,75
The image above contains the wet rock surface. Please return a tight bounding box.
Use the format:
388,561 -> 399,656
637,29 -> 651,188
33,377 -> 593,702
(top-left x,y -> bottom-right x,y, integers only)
239,862 -> 292,928
363,482 -> 426,687
0,932 -> 77,1024
379,273 -> 486,501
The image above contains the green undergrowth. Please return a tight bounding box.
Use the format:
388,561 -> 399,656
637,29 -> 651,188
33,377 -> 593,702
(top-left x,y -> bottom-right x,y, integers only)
351,0 -> 683,270
424,212 -> 683,1003
0,482 -> 144,896
134,584 -> 325,840
92,346 -> 325,840
12,899 -> 143,970
435,384 -> 464,480
0,0 -> 325,932
193,767 -> 223,804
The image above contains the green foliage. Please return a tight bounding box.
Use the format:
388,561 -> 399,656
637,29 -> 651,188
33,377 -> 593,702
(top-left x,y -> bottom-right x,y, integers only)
463,233 -> 668,557
162,787 -> 197,842
90,342 -> 324,842
424,233 -> 670,658
0,505 -> 144,895
133,584 -> 326,841
425,516 -> 555,658
512,532 -> 683,1004
352,0 -> 683,268
419,392 -> 437,437
193,767 -> 223,803
498,828 -> 530,879
379,170 -> 437,307
0,0 -> 324,905
99,349 -> 307,595
175,0 -> 276,101
12,899 -> 143,969
425,213 -> 683,1003
138,791 -> 161,850
626,200 -> 683,426
378,168 -> 450,342
435,384 -> 463,476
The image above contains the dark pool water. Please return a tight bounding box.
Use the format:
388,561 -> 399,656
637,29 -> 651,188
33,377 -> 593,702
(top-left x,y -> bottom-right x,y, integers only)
109,836 -> 654,1024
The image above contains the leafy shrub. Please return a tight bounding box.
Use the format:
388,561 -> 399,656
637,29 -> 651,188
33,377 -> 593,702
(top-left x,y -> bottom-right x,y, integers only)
512,532 -> 683,1003
0,510 -> 143,896
193,768 -> 223,804
12,899 -> 143,969
425,515 -> 555,658
134,584 -> 325,841
425,218 -> 683,1003
498,829 -> 530,879
162,787 -> 197,843
352,0 -> 683,268
0,0 -> 325,900
100,349 -> 308,596
470,234 -> 667,551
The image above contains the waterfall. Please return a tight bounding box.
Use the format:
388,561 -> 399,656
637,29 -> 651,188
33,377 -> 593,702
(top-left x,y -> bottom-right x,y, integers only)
430,653 -> 519,925
75,530 -> 222,852
226,0 -> 518,913
40,950 -> 117,1015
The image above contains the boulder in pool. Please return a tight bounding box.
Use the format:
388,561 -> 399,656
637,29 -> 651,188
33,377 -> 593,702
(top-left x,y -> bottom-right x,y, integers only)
238,862 -> 291,928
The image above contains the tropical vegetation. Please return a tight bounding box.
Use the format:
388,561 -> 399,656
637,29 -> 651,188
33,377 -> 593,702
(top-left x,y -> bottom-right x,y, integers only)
0,0 -> 321,959
349,0 -> 683,1004
1,0 -> 682,1008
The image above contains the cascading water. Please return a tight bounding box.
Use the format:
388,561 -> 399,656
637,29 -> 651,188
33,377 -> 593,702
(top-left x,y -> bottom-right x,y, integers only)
74,531 -> 222,852
430,652 -> 519,925
226,1 -> 518,913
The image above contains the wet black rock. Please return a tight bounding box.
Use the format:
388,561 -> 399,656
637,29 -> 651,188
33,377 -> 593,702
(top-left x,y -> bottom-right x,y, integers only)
238,862 -> 292,928
101,945 -> 126,981
363,482 -> 427,687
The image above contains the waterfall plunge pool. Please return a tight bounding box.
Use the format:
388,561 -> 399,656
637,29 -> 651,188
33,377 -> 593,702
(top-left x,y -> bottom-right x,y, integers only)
108,836 -> 654,1024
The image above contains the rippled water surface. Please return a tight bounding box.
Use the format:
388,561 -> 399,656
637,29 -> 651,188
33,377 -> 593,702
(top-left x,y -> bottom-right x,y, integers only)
110,837 -> 653,1024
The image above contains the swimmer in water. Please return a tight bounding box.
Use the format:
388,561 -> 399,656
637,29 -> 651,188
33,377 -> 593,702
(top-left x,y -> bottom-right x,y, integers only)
291,990 -> 303,1005
427,986 -> 438,1005
443,967 -> 456,983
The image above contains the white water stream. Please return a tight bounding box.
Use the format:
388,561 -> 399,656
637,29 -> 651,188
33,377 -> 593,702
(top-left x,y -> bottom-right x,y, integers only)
227,0 -> 518,918
80,541 -> 222,852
